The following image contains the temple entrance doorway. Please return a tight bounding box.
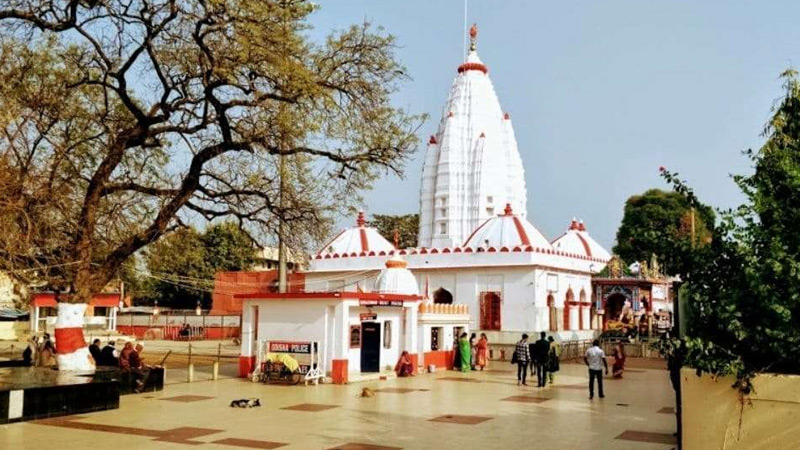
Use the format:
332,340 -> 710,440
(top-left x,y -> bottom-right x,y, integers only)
360,322 -> 381,373
604,294 -> 627,330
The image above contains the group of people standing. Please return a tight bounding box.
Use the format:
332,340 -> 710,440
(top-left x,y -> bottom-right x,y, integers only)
512,332 -> 561,386
453,332 -> 488,372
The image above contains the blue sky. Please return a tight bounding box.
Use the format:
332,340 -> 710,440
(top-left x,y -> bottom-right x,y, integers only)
308,1 -> 800,249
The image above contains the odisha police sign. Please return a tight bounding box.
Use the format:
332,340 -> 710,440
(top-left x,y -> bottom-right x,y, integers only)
268,341 -> 312,354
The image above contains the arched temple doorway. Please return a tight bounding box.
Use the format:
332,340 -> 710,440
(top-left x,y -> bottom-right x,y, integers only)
479,292 -> 502,330
433,288 -> 453,304
563,289 -> 574,330
604,293 -> 627,329
579,289 -> 587,330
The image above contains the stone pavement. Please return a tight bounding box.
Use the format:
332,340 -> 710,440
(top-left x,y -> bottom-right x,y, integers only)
0,359 -> 677,449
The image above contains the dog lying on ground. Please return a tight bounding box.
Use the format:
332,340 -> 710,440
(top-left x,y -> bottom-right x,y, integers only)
358,387 -> 376,398
230,398 -> 261,408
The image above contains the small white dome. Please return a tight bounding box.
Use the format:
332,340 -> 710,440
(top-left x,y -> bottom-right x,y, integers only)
317,211 -> 395,256
374,256 -> 419,296
551,219 -> 612,260
462,204 -> 551,249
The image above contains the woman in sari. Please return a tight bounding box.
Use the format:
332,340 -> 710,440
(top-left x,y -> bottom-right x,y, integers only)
452,336 -> 462,370
469,333 -> 477,370
612,343 -> 626,378
394,351 -> 414,377
476,333 -> 488,371
119,342 -> 135,370
547,336 -> 560,384
459,332 -> 471,372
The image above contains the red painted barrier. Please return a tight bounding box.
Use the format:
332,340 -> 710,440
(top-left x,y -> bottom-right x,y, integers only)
331,359 -> 348,384
238,355 -> 256,377
423,350 -> 455,370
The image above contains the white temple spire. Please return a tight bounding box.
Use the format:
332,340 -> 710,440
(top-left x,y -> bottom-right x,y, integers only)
418,25 -> 527,248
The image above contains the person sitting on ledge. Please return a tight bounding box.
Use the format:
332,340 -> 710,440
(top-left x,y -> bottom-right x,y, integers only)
22,337 -> 37,366
394,351 -> 414,377
99,340 -> 119,366
37,340 -> 56,368
89,339 -> 102,364
119,342 -> 134,370
128,343 -> 148,392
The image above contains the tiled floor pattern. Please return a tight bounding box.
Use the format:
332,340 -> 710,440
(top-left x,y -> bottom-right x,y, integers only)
281,403 -> 339,412
325,444 -> 402,450
373,388 -> 419,393
213,437 -> 287,449
435,376 -> 481,383
160,395 -> 216,403
429,414 -> 493,425
616,430 -> 678,445
8,360 -> 677,449
500,395 -> 550,404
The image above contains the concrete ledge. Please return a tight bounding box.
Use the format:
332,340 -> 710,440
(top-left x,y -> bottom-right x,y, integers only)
681,367 -> 800,450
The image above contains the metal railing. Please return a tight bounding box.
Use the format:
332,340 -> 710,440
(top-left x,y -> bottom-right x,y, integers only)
117,313 -> 241,341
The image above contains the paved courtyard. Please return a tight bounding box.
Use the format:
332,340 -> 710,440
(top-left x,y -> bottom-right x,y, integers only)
0,359 -> 677,449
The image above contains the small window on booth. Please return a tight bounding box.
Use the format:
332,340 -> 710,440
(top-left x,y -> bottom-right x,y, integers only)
439,222 -> 447,235
383,321 -> 392,349
431,327 -> 441,351
349,325 -> 361,348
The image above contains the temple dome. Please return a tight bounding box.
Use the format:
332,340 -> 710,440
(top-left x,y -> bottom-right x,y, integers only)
317,211 -> 395,256
374,256 -> 419,295
462,204 -> 551,249
551,219 -> 612,260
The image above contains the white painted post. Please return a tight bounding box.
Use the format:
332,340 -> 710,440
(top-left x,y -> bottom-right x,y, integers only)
187,343 -> 193,382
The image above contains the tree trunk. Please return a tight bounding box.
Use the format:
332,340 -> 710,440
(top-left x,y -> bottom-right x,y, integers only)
54,284 -> 96,372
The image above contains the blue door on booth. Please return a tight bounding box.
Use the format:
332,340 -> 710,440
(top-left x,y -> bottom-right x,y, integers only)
360,322 -> 381,372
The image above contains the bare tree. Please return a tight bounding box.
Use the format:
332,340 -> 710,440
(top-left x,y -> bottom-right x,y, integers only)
0,0 -> 423,302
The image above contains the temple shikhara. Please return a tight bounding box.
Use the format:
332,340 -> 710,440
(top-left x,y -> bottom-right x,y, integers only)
231,26 -> 617,381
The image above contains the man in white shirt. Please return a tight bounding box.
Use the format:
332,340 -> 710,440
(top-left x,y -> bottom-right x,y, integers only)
584,339 -> 609,399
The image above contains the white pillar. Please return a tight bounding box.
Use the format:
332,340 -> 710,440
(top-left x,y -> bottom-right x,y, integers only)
404,303 -> 418,353
31,306 -> 39,333
240,301 -> 254,358
333,302 -> 350,360
569,307 -> 579,331
107,307 -> 116,331
581,307 -> 591,330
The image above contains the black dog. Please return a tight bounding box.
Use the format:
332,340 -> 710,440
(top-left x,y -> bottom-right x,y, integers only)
230,398 -> 261,408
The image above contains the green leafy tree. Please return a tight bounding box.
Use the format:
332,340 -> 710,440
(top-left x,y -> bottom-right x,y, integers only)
662,70 -> 800,388
144,223 -> 257,309
613,189 -> 714,275
0,0 -> 422,303
370,214 -> 419,249
201,223 -> 258,273
145,228 -> 210,309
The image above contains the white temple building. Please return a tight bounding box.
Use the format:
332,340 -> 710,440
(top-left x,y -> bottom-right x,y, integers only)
303,26 -> 611,344
235,25 -> 613,379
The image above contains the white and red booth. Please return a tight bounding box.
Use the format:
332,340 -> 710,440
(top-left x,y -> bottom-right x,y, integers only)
237,257 -> 470,383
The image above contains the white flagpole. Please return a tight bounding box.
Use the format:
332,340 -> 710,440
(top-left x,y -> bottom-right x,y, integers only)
463,0 -> 468,58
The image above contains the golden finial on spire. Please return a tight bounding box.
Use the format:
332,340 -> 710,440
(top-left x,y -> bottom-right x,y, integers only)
469,23 -> 478,51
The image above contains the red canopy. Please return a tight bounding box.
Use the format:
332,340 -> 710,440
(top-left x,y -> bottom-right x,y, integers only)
31,293 -> 121,308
